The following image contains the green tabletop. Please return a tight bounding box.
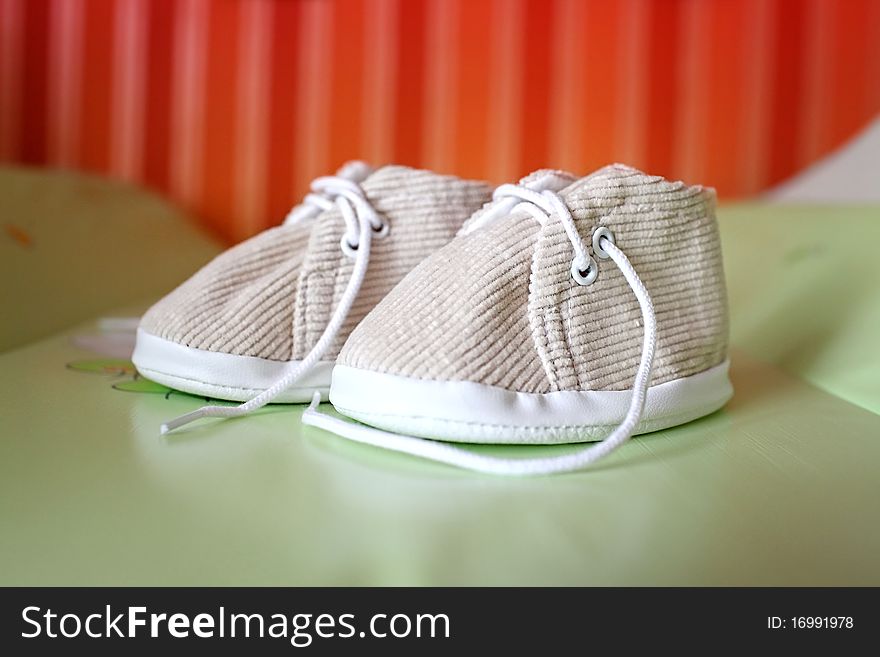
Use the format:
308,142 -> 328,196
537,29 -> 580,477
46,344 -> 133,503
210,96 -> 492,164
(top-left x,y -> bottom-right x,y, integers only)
1,172 -> 878,585
723,203 -> 880,416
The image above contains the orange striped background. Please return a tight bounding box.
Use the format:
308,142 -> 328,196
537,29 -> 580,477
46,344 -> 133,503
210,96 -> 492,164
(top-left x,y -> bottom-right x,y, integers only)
1,0 -> 879,243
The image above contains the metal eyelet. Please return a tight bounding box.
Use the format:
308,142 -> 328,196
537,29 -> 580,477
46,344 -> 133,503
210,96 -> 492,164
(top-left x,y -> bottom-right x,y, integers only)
371,218 -> 390,239
592,226 -> 615,260
340,234 -> 359,258
570,255 -> 598,286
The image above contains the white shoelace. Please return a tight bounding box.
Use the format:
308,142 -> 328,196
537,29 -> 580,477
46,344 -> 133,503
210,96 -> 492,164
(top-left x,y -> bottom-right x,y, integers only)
161,174 -> 385,435
302,186 -> 657,476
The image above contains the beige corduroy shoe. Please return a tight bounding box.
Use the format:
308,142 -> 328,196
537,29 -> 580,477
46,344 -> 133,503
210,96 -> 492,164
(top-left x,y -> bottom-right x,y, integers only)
303,164 -> 733,475
132,163 -> 497,433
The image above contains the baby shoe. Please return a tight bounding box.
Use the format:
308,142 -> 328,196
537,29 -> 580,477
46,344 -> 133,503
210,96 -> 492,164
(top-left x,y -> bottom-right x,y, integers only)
132,163 -> 495,433
303,164 -> 733,475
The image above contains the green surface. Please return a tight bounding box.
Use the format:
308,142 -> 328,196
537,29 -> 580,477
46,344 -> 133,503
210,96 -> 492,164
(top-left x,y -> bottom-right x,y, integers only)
724,204 -> 880,415
1,198 -> 878,585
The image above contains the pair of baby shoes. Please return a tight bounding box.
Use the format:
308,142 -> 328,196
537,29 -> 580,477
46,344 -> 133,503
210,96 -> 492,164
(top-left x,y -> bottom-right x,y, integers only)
133,162 -> 732,475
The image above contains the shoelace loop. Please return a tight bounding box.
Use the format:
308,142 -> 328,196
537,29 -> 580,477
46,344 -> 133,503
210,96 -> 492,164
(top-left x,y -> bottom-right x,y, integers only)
492,184 -> 599,286
161,174 -> 383,434
288,175 -> 388,256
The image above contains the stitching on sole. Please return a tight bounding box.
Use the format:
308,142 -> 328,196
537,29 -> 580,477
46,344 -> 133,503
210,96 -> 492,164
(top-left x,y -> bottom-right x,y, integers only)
137,366 -> 330,397
334,395 -> 730,434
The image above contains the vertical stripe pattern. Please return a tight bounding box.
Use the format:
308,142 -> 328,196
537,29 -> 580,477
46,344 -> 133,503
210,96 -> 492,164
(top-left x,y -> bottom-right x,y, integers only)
0,0 -> 878,243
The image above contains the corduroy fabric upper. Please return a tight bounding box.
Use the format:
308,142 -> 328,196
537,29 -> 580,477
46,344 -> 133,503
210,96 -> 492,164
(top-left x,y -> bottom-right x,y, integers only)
139,166 -> 493,361
338,165 -> 729,393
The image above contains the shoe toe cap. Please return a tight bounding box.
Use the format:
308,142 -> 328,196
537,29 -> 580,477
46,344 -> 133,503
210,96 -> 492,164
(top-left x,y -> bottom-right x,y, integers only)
139,224 -> 310,361
337,219 -> 552,393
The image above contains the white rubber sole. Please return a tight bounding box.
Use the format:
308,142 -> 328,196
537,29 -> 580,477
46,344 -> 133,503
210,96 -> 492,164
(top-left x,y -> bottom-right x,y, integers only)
329,360 -> 733,445
132,329 -> 333,403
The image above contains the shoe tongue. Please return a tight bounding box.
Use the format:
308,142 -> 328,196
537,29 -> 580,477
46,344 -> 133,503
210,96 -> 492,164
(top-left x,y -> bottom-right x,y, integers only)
458,169 -> 578,234
349,165 -> 492,233
335,160 -> 374,182
358,164 -> 485,200
516,168 -> 578,192
559,163 -> 682,204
